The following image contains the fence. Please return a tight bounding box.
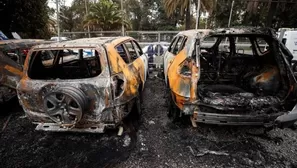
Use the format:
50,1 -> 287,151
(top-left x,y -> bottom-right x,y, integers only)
60,31 -> 269,70
61,31 -> 180,68
61,31 -> 179,49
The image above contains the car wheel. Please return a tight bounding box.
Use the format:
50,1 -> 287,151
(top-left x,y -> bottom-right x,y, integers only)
167,88 -> 181,122
134,93 -> 142,116
123,93 -> 142,131
43,87 -> 88,127
293,62 -> 297,72
146,70 -> 149,80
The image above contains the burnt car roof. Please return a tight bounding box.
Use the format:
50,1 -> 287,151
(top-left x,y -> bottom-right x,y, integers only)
0,39 -> 46,44
33,36 -> 133,49
0,39 -> 52,50
178,27 -> 276,38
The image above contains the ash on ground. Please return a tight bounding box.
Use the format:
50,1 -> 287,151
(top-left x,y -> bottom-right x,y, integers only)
1,74 -> 297,168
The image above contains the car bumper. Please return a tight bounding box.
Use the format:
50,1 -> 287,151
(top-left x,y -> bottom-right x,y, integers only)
183,103 -> 297,127
35,123 -> 115,133
193,111 -> 284,127
22,108 -> 118,133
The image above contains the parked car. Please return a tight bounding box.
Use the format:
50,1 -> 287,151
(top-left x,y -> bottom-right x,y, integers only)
0,39 -> 52,103
50,36 -> 71,41
17,37 -> 148,133
142,42 -> 169,70
163,28 -> 297,128
0,39 -> 52,65
0,51 -> 23,103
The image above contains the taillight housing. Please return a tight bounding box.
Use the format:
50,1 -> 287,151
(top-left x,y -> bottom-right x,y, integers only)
178,58 -> 192,78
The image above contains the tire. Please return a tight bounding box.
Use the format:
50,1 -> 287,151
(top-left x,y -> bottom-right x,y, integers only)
43,86 -> 88,125
134,94 -> 142,116
293,62 -> 297,72
123,94 -> 142,131
166,88 -> 181,122
146,70 -> 149,79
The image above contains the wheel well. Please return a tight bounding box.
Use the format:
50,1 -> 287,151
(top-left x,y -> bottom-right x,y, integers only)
166,77 -> 170,88
138,82 -> 143,93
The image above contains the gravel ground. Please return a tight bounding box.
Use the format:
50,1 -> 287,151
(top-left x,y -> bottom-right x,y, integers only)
1,75 -> 297,168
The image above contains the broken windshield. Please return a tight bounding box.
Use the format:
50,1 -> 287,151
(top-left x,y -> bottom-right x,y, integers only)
28,48 -> 102,80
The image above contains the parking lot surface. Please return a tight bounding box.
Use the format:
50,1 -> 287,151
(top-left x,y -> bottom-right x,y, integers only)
1,75 -> 297,168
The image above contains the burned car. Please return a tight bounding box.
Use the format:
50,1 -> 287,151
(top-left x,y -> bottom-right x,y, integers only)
17,37 -> 148,133
0,51 -> 23,102
0,39 -> 52,103
0,39 -> 52,65
163,28 -> 297,127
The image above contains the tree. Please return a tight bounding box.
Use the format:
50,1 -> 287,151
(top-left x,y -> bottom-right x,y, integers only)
59,6 -> 80,32
84,0 -> 129,31
271,1 -> 297,28
163,0 -> 191,30
210,0 -> 247,28
245,0 -> 297,28
0,0 -> 51,38
154,0 -> 178,30
115,0 -> 172,30
163,0 -> 214,30
124,0 -> 143,30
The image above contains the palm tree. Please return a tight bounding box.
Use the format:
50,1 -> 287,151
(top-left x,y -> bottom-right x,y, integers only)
163,0 -> 214,30
84,0 -> 130,31
247,0 -> 289,27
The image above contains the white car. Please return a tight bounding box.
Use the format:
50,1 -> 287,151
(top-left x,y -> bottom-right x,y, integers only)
50,36 -> 71,42
142,42 -> 170,56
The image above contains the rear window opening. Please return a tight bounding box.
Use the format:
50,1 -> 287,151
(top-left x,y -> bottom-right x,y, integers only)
28,48 -> 102,80
198,35 -> 290,114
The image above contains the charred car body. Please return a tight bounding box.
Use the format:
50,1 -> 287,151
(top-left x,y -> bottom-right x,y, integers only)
164,28 -> 297,127
17,37 -> 148,133
0,39 -> 52,103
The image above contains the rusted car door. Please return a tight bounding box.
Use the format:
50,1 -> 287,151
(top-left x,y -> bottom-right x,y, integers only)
108,39 -> 147,105
129,40 -> 148,84
120,40 -> 147,90
164,36 -> 187,84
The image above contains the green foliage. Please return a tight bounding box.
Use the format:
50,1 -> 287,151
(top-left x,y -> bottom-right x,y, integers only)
162,0 -> 215,30
59,5 -> 83,32
1,0 -> 297,38
270,2 -> 297,28
208,0 -> 297,29
84,0 -> 130,31
210,0 -> 247,28
0,0 -> 51,38
154,0 -> 177,30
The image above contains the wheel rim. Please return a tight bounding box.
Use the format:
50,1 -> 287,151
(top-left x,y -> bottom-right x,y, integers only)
44,91 -> 83,126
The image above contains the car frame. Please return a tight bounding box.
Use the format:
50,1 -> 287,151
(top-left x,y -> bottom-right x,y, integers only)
0,39 -> 52,103
17,37 -> 148,133
163,28 -> 297,128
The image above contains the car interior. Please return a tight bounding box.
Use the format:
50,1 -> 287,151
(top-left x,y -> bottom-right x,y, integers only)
28,48 -> 102,80
197,35 -> 293,114
116,45 -> 130,63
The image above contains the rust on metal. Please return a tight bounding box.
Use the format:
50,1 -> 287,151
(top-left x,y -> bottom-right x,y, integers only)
164,27 -> 297,126
15,37 -> 148,133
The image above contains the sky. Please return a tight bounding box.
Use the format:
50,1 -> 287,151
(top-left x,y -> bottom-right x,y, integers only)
48,0 -> 73,8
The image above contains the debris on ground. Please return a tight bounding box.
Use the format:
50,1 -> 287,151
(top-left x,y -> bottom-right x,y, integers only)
187,146 -> 229,157
123,134 -> 131,147
0,77 -> 297,168
1,114 -> 12,133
